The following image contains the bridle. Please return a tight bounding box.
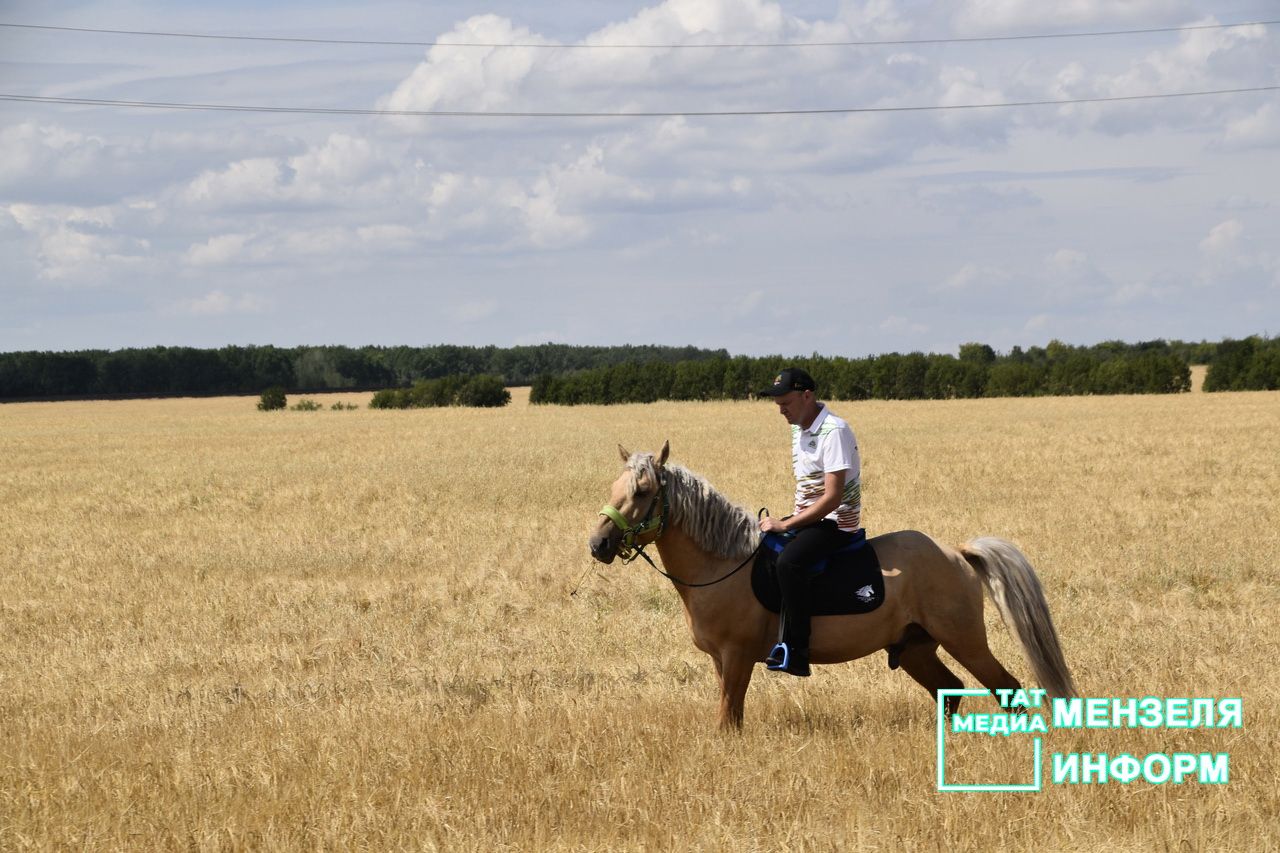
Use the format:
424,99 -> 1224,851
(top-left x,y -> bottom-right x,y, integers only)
598,474 -> 669,565
598,470 -> 763,588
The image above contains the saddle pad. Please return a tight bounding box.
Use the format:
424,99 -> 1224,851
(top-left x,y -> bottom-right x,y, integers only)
751,532 -> 885,616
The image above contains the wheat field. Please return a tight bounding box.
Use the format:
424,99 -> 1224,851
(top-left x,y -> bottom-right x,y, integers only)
2,387 -> 1277,851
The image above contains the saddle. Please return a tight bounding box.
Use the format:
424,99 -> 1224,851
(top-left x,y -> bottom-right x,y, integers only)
751,531 -> 885,616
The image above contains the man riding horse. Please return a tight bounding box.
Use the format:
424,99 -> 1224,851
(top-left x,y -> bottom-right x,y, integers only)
758,367 -> 864,677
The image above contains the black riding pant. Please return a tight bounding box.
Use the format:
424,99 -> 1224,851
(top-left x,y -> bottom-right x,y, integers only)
776,520 -> 858,650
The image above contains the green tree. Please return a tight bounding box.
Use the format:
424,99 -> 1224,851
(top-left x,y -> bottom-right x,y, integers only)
457,376 -> 511,407
958,342 -> 996,366
258,386 -> 287,411
1204,338 -> 1256,391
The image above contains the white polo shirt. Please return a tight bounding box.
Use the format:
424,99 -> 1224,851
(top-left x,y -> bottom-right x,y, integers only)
792,404 -> 862,533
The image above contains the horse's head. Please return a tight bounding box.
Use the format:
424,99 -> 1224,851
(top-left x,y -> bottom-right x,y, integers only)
589,440 -> 670,564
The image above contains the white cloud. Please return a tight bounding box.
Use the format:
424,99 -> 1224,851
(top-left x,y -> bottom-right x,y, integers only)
1199,219 -> 1243,255
1044,17 -> 1274,135
1220,103 -> 1280,150
184,233 -> 251,266
939,263 -> 1012,292
0,123 -> 108,186
510,181 -> 590,248
953,0 -> 1190,33
1022,313 -> 1050,333
1197,218 -> 1279,290
6,203 -> 149,281
2,1 -> 1278,352
1044,248 -> 1111,299
184,158 -> 286,207
288,134 -> 387,200
381,15 -> 551,114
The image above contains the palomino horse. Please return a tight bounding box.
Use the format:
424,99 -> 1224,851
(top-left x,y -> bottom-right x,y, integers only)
588,442 -> 1076,731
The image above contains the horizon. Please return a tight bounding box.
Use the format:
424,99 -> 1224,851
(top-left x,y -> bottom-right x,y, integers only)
0,333 -> 1246,362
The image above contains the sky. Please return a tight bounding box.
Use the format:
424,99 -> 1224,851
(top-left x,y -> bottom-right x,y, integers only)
1,0 -> 1277,357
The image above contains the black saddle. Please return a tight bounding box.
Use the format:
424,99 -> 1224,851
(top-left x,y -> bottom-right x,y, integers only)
751,531 -> 885,616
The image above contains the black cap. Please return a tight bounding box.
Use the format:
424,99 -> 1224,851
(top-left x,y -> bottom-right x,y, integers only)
758,367 -> 816,397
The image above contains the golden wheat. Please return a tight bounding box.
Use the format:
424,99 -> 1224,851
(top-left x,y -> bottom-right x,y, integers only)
1,387 -> 1276,851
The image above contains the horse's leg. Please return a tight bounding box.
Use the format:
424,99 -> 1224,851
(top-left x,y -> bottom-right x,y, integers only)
898,642 -> 966,715
938,635 -> 1022,700
716,650 -> 755,732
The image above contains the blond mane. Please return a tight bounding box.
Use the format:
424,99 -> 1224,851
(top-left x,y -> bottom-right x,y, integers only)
625,452 -> 760,561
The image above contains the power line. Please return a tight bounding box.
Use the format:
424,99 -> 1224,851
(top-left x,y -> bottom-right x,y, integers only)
0,19 -> 1276,50
1,86 -> 1276,119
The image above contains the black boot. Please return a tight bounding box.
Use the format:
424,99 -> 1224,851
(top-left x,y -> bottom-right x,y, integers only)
766,639 -> 810,677
766,604 -> 811,677
768,556 -> 813,676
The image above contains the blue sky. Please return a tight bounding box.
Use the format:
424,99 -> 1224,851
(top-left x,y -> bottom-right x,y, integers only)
1,1 -> 1277,356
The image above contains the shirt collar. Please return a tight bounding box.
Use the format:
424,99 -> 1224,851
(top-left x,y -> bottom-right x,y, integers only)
801,403 -> 829,435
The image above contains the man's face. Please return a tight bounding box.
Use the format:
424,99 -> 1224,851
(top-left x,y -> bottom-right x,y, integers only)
774,390 -> 812,425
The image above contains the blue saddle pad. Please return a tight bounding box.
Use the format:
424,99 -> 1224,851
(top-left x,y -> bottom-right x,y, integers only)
751,531 -> 885,616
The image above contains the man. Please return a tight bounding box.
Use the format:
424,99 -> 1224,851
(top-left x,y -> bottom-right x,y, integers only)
758,367 -> 863,677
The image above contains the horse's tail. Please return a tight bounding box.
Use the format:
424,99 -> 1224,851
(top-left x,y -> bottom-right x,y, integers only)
960,537 -> 1077,698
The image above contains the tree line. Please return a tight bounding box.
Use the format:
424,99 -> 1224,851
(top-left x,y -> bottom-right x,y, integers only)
530,340 -> 1196,404
5,337 -> 1276,403
1203,336 -> 1280,391
0,343 -> 726,400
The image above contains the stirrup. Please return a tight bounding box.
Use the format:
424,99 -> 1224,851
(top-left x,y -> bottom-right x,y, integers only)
766,642 -> 810,677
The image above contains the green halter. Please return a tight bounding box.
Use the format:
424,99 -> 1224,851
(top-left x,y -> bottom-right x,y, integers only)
599,478 -> 669,564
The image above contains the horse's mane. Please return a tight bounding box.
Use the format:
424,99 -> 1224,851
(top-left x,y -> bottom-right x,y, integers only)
625,452 -> 760,561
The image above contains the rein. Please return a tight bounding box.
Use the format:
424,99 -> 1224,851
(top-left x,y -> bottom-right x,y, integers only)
598,478 -> 764,589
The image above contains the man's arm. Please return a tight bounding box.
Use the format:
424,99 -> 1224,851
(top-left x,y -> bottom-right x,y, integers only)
760,470 -> 846,533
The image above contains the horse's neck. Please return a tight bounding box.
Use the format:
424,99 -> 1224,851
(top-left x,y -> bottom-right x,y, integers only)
653,522 -> 746,595
652,524 -> 758,653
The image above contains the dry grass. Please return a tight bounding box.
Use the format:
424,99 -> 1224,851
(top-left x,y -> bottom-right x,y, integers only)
1190,364 -> 1208,393
2,387 -> 1277,851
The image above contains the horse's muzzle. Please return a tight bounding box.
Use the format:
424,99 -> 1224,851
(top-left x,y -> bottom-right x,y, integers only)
588,534 -> 616,564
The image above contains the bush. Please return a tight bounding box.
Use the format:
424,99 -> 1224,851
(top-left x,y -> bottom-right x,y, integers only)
257,386 -> 287,411
369,388 -> 409,409
368,375 -> 510,408
290,398 -> 322,411
456,375 -> 511,407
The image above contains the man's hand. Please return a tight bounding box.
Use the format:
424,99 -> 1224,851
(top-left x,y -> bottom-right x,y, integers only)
766,470 -> 847,534
759,516 -> 786,534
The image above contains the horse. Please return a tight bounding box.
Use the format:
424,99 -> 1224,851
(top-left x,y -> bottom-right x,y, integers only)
587,441 -> 1077,731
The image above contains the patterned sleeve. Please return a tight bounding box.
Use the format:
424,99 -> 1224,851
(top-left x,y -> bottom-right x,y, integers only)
821,427 -> 855,473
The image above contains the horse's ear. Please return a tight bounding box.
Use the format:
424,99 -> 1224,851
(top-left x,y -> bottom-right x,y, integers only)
618,444 -> 631,462
657,440 -> 670,467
